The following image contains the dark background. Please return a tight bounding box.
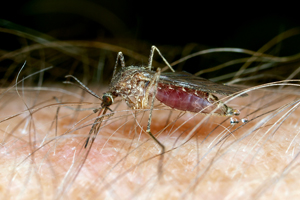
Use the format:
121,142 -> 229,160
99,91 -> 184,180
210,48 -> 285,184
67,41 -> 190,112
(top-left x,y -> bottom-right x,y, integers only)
1,0 -> 300,85
2,1 -> 299,47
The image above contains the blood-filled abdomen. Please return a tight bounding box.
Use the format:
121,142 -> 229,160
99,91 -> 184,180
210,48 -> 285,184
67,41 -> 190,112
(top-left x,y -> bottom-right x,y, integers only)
156,83 -> 229,115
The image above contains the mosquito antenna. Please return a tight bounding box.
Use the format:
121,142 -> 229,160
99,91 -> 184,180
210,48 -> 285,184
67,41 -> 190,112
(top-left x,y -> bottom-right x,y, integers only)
64,75 -> 101,100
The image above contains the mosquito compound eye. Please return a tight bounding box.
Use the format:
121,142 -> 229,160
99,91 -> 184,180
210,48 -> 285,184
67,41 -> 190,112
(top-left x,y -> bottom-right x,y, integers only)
102,93 -> 113,107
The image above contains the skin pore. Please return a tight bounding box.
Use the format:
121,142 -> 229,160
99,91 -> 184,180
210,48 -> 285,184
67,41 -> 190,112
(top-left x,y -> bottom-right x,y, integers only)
0,80 -> 300,199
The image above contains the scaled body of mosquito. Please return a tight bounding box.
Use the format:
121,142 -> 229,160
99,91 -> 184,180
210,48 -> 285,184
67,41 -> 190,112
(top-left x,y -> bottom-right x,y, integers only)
66,46 -> 247,154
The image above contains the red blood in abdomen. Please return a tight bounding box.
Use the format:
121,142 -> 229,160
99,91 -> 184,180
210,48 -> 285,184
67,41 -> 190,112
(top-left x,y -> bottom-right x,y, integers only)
156,83 -> 218,114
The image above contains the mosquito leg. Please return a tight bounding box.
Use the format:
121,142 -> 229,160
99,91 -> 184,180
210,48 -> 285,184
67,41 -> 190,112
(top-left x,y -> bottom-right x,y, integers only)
146,67 -> 164,151
148,45 -> 175,72
112,51 -> 126,78
142,67 -> 159,109
146,128 -> 165,178
145,67 -> 165,176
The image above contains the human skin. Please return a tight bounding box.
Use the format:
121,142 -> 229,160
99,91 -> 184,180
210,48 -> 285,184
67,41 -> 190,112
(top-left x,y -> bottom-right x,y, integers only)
0,82 -> 299,200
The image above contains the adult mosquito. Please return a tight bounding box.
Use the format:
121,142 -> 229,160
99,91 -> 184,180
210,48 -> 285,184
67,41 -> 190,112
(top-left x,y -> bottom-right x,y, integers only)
65,46 -> 247,158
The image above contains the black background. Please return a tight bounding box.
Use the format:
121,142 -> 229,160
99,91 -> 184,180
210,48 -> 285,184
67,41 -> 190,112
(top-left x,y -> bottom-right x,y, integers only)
1,1 -> 299,47
1,0 -> 300,84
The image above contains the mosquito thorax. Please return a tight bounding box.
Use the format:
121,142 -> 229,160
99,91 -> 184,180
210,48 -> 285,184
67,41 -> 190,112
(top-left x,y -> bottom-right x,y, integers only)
109,66 -> 147,89
102,93 -> 114,107
108,66 -> 151,102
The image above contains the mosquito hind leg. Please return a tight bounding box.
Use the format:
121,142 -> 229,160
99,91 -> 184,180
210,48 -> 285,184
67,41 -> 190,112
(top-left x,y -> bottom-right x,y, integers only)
148,45 -> 175,72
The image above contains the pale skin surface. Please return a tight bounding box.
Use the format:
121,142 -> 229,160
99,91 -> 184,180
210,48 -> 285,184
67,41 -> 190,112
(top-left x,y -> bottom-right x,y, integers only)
0,82 -> 300,200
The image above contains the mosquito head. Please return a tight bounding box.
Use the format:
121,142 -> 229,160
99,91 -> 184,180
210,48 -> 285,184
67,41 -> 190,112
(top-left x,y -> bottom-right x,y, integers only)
101,93 -> 114,107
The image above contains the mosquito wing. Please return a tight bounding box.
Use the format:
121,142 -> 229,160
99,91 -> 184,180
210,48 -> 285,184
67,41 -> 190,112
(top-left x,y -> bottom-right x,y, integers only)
158,71 -> 248,96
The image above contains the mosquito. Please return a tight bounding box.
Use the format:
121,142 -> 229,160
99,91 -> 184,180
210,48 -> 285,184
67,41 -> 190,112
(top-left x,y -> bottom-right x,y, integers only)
65,46 -> 247,157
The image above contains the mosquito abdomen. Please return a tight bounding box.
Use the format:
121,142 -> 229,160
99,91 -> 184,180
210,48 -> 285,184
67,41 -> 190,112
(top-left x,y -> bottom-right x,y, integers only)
156,83 -> 234,116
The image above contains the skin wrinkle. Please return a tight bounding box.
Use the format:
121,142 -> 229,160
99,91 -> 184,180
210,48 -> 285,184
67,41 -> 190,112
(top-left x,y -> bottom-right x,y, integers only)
0,85 -> 299,199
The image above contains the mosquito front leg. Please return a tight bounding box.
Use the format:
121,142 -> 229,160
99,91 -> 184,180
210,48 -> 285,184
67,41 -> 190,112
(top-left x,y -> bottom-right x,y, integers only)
148,45 -> 175,72
112,51 -> 126,78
